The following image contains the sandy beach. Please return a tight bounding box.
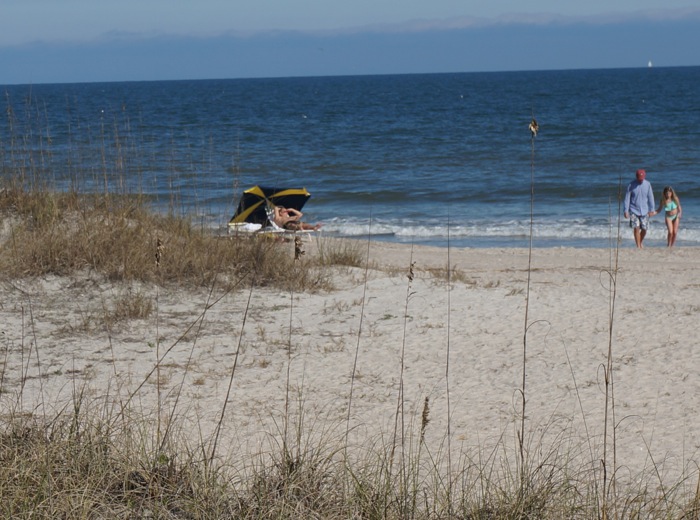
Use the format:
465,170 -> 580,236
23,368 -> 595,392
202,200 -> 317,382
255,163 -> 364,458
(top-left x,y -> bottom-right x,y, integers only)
2,239 -> 699,485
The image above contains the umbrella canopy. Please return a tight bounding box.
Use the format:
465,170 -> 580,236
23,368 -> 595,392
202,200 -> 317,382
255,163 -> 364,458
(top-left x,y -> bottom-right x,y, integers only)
230,185 -> 311,225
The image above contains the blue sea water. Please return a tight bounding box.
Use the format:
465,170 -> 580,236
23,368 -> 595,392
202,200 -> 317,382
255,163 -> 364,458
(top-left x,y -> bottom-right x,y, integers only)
2,67 -> 700,248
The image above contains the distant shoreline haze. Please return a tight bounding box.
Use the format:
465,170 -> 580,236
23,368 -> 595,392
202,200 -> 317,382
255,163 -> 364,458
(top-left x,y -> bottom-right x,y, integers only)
1,17 -> 699,85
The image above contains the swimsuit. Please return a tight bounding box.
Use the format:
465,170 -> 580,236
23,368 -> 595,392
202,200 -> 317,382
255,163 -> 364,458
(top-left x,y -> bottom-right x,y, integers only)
284,221 -> 302,230
664,201 -> 679,221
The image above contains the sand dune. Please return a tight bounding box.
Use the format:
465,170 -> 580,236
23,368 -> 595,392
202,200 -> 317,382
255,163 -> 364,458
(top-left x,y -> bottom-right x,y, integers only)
2,241 -> 699,484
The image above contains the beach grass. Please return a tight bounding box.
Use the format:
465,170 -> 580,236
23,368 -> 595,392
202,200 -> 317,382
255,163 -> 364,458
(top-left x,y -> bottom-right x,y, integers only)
0,182 -> 346,292
2,389 -> 699,518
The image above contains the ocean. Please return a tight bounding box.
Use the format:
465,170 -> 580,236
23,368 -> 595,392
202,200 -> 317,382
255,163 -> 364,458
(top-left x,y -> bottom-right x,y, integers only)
2,67 -> 700,248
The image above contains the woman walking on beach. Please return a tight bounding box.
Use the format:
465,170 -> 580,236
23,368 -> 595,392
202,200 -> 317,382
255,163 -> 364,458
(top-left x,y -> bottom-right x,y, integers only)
653,186 -> 682,247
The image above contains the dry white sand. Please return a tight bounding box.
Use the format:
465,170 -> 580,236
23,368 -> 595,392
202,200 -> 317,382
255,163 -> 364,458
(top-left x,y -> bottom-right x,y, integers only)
2,239 -> 699,485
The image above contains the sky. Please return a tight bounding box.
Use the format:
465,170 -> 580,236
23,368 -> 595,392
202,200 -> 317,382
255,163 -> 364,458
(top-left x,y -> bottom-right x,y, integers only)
1,0 -> 700,84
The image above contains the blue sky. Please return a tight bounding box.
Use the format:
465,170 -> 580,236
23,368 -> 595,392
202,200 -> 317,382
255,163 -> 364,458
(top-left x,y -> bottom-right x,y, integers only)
2,1 -> 700,84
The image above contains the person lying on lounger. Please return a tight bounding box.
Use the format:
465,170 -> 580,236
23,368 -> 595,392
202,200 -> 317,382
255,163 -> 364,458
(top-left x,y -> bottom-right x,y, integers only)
272,206 -> 322,231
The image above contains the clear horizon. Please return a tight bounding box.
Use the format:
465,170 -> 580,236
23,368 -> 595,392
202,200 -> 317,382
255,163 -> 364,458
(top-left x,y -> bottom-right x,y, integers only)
2,2 -> 699,85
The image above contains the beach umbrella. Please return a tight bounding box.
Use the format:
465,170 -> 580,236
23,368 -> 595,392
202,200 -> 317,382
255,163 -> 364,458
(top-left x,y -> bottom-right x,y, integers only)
230,185 -> 311,225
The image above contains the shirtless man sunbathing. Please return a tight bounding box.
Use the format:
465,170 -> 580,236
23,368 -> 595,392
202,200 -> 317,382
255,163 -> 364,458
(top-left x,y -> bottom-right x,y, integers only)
272,206 -> 322,231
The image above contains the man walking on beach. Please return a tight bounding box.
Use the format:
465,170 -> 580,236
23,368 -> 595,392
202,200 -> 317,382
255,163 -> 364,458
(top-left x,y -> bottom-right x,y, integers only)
623,169 -> 655,248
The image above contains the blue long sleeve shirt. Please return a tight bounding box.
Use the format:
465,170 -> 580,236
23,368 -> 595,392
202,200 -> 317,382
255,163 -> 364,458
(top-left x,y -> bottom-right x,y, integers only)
624,180 -> 655,216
